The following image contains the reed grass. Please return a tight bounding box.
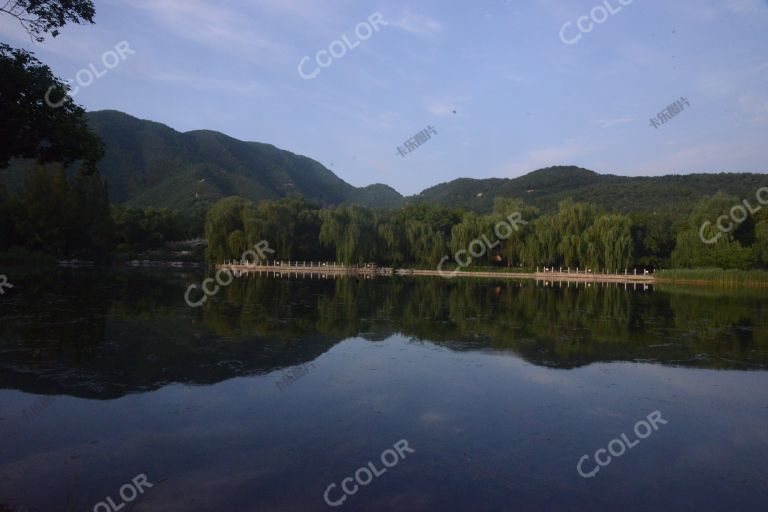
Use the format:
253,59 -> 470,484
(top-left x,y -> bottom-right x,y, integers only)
656,268 -> 768,287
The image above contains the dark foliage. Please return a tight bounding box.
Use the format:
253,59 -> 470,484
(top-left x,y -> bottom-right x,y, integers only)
0,0 -> 95,41
0,44 -> 104,173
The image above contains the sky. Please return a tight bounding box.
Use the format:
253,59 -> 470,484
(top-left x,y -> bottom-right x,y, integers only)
2,0 -> 767,195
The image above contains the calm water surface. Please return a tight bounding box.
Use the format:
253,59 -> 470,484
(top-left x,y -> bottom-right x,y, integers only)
1,269 -> 767,511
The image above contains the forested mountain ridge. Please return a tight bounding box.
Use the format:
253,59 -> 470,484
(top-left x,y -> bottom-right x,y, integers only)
412,166 -> 767,213
84,110 -> 399,212
5,111 -> 764,219
84,110 -> 768,216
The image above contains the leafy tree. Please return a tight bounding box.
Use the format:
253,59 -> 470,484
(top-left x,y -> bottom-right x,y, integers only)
71,170 -> 114,259
243,196 -> 327,260
583,214 -> 634,272
0,44 -> 104,172
493,199 -> 539,267
197,191 -> 768,272
112,205 -> 186,250
1,0 -> 95,42
3,163 -> 113,260
630,211 -> 677,268
556,201 -> 597,267
450,212 -> 494,267
204,197 -> 251,263
754,220 -> 768,266
671,193 -> 755,269
319,205 -> 380,265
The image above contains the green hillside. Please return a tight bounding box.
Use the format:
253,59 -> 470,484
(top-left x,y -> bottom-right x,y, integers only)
411,166 -> 767,214
85,110 -> 404,213
4,112 -> 764,221
345,183 -> 405,209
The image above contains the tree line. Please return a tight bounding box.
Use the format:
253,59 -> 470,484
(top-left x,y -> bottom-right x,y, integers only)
2,166 -> 765,270
0,165 -> 197,262
203,194 -> 768,271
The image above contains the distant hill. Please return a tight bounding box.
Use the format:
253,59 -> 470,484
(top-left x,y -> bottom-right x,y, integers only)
345,183 -> 405,209
3,111 -> 765,218
410,166 -> 767,214
85,110 -> 405,212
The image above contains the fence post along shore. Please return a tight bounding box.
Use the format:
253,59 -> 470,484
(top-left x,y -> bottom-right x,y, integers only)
215,260 -> 655,284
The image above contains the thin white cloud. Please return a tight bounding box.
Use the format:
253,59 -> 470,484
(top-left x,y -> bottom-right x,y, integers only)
595,117 -> 634,128
391,11 -> 445,35
427,103 -> 456,116
721,0 -> 768,14
128,0 -> 291,59
738,94 -> 768,122
136,67 -> 263,96
426,95 -> 471,117
249,0 -> 329,19
503,73 -> 526,83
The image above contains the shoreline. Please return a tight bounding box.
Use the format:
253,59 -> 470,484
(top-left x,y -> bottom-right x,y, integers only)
7,261 -> 768,288
216,263 -> 656,284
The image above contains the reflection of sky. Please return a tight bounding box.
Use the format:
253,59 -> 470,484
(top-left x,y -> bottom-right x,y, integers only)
2,335 -> 767,511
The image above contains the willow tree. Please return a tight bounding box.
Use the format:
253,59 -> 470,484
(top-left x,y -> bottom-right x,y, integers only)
204,196 -> 251,263
492,198 -> 539,267
552,200 -> 597,267
319,205 -> 380,265
583,214 -> 634,271
402,219 -> 445,265
448,212 -> 495,267
376,218 -> 405,265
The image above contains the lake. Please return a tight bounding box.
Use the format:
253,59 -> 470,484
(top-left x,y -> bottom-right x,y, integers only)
1,269 -> 767,511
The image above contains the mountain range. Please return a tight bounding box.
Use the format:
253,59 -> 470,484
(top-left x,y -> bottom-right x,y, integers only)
4,110 -> 766,216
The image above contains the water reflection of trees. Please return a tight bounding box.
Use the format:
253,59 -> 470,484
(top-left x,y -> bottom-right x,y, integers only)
1,271 -> 767,399
203,275 -> 768,370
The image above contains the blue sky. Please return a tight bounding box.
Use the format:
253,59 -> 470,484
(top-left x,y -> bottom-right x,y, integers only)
2,0 -> 767,195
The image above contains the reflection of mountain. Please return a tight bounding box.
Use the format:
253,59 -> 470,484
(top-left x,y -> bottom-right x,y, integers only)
0,270 -> 767,399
